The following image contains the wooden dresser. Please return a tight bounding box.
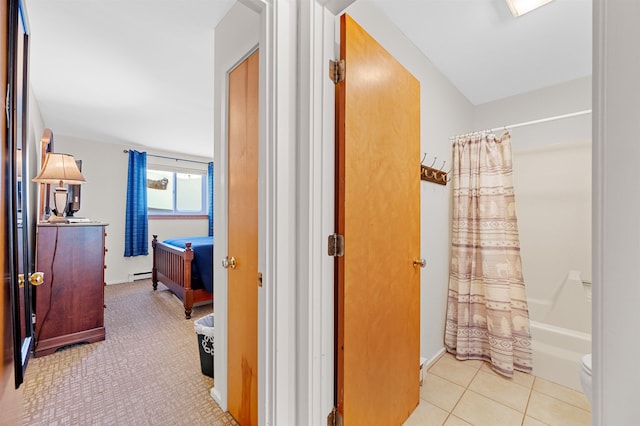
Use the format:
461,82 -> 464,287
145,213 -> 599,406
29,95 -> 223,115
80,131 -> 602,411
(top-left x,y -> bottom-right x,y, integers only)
34,222 -> 108,357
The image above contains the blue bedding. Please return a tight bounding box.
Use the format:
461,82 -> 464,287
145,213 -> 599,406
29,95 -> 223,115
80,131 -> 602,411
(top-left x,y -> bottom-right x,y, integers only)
163,236 -> 213,294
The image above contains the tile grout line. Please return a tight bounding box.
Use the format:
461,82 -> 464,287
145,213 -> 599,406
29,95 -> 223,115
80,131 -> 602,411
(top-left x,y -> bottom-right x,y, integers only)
530,382 -> 593,413
454,362 -> 535,424
446,359 -> 484,425
430,355 -> 588,426
521,376 -> 537,426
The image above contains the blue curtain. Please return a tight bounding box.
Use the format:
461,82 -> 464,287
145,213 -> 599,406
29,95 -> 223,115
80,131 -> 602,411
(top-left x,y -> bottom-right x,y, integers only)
124,150 -> 148,256
208,162 -> 214,237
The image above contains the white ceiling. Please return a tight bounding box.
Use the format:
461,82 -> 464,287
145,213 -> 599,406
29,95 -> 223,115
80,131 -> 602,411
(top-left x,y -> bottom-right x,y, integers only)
24,0 -> 591,159
368,0 -> 592,105
26,0 -> 236,158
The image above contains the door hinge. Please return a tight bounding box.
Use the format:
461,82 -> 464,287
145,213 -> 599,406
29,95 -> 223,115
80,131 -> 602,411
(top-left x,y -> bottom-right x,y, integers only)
329,59 -> 345,84
328,233 -> 345,257
327,408 -> 343,426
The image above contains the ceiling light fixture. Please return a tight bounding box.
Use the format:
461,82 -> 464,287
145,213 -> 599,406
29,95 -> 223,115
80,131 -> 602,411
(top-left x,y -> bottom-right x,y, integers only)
506,0 -> 554,17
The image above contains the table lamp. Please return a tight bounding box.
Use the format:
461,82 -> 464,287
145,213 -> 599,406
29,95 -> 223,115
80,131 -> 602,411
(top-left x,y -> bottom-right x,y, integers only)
33,153 -> 85,223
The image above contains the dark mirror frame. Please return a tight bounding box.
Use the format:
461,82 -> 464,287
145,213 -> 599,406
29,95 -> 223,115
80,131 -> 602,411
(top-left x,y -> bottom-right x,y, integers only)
9,0 -> 33,388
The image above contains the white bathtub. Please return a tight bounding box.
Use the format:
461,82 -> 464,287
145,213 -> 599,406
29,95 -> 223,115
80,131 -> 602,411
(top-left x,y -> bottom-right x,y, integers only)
529,320 -> 591,391
527,272 -> 592,391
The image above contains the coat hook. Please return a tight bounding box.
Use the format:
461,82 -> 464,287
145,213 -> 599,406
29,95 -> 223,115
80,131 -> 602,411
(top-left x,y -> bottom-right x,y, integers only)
421,153 -> 427,164
430,156 -> 437,167
440,160 -> 447,171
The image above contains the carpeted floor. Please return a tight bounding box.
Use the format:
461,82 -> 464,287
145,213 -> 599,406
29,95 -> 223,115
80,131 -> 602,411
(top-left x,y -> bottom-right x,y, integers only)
22,280 -> 238,426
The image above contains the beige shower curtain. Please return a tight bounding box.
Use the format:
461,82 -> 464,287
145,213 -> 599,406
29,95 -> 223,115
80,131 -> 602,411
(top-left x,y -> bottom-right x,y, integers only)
445,132 -> 532,377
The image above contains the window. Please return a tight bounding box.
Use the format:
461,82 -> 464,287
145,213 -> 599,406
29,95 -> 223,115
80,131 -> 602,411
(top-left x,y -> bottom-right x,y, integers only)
147,168 -> 207,216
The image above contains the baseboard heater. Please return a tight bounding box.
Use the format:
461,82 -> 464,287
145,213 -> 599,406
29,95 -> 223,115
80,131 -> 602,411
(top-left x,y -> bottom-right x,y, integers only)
128,271 -> 152,282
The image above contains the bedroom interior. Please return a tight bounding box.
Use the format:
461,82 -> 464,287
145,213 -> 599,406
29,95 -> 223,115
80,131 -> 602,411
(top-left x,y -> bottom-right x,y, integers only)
2,0 -> 638,425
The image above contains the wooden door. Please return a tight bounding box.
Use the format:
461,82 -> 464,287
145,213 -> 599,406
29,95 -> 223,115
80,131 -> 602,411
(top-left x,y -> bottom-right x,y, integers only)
336,14 -> 421,425
227,50 -> 259,426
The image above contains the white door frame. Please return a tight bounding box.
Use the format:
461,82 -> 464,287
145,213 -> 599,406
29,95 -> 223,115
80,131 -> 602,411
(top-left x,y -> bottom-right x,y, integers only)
213,1 -> 355,424
593,1 -> 640,424
213,1 -> 301,424
290,1 -> 355,424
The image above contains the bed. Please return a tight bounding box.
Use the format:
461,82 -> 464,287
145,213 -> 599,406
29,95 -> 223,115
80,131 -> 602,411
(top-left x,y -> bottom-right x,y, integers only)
151,235 -> 214,319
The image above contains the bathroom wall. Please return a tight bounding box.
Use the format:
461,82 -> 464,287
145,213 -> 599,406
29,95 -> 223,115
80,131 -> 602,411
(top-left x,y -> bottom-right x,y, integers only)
474,77 -> 592,310
512,141 -> 591,312
474,77 -> 592,389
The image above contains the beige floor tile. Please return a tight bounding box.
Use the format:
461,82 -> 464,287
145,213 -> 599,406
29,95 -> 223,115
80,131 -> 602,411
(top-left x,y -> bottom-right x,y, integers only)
403,399 -> 449,426
443,415 -> 473,426
429,355 -> 480,387
421,372 -> 466,412
479,362 -> 535,389
440,352 -> 484,369
526,391 -> 591,426
453,390 -> 524,426
533,377 -> 591,412
523,416 -> 550,426
467,370 -> 532,412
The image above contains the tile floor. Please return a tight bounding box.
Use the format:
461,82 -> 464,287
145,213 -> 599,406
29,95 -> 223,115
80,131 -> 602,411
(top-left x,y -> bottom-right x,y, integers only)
404,352 -> 591,426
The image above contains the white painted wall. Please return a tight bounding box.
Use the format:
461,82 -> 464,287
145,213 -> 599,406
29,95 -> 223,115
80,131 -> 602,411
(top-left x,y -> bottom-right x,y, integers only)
474,77 -> 591,149
53,135 -> 210,284
28,85 -> 45,151
342,1 -> 474,365
26,87 -> 46,252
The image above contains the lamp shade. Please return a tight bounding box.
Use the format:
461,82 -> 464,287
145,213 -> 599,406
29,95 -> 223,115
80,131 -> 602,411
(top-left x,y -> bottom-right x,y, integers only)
33,153 -> 85,185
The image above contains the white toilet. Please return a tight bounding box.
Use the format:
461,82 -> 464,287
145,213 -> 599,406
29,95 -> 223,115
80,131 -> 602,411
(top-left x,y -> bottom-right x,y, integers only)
580,354 -> 592,404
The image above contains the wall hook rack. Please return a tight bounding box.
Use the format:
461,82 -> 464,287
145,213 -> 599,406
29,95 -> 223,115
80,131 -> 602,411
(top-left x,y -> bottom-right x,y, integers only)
420,153 -> 448,186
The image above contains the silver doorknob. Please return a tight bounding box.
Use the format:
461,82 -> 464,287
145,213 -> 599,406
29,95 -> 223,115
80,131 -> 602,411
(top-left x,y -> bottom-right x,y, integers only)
413,258 -> 426,268
222,256 -> 237,269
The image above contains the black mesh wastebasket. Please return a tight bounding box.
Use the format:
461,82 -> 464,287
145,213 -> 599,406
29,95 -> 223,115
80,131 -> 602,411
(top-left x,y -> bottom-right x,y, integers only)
194,314 -> 214,378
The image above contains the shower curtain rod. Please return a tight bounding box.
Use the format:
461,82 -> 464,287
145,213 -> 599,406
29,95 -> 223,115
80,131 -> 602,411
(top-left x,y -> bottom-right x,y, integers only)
450,109 -> 592,140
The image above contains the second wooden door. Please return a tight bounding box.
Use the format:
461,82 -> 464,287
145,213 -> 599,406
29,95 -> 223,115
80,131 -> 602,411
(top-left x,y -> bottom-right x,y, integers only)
227,50 -> 259,426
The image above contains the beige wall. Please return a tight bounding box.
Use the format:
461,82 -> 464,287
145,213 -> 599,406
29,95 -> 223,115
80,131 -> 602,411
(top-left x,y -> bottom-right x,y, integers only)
474,77 -> 592,306
54,134 -> 210,284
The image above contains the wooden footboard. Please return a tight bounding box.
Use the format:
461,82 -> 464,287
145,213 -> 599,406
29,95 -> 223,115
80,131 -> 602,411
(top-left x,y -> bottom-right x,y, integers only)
151,235 -> 212,319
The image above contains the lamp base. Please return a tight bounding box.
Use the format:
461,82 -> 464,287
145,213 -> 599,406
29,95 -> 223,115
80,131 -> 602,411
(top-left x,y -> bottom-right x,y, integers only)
47,215 -> 68,223
51,186 -> 69,223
